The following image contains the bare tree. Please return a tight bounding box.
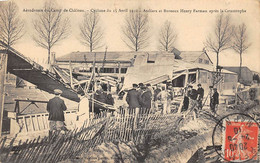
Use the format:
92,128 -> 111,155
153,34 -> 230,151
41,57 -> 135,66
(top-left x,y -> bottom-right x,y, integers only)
122,9 -> 149,51
0,1 -> 24,48
33,1 -> 70,64
79,12 -> 103,52
159,20 -> 177,51
232,23 -> 251,80
205,14 -> 234,68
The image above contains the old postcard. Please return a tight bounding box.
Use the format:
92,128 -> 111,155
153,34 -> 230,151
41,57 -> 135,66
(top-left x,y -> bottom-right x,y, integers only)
0,0 -> 259,162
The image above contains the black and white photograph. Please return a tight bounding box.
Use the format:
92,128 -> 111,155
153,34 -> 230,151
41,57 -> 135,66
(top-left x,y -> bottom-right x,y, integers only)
0,0 -> 259,162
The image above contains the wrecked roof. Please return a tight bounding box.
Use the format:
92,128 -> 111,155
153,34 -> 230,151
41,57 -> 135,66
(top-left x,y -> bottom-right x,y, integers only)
173,59 -> 236,74
123,64 -> 173,89
57,51 -> 135,63
179,51 -> 213,64
56,51 -> 175,63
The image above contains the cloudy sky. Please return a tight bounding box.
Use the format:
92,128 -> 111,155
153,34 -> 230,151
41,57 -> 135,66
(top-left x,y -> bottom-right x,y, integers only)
4,0 -> 260,72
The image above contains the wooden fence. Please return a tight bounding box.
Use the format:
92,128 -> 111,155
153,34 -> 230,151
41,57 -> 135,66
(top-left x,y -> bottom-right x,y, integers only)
8,110 -> 78,135
0,112 -> 183,163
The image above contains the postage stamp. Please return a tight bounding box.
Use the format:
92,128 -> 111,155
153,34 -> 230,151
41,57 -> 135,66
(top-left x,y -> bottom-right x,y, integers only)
223,120 -> 258,162
212,113 -> 259,162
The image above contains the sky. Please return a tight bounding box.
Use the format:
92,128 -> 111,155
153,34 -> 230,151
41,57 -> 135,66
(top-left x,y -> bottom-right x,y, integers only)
2,0 -> 260,72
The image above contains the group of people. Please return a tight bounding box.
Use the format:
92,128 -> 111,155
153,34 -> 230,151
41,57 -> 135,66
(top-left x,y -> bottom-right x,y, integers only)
126,83 -> 152,114
46,83 -> 220,134
181,84 -> 219,119
125,83 -> 175,115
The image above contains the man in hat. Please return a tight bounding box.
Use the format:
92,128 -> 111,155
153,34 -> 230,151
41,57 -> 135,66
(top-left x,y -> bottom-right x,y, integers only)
197,84 -> 204,110
210,88 -> 219,115
185,85 -> 198,120
90,87 -> 107,115
139,85 -> 152,114
146,83 -> 154,97
126,84 -> 141,114
153,84 -> 161,111
138,83 -> 144,93
47,89 -> 67,136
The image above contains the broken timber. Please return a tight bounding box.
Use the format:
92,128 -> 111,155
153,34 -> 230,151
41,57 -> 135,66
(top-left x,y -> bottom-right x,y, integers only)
0,41 -> 80,102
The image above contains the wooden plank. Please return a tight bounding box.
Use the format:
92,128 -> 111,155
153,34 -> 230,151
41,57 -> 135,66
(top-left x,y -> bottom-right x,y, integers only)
57,129 -> 79,161
51,137 -> 68,162
56,130 -> 76,161
14,139 -> 29,161
23,136 -> 41,161
38,132 -> 59,162
8,139 -> 22,162
21,138 -> 38,162
36,115 -> 41,131
16,139 -> 34,162
63,130 -> 80,160
45,134 -> 65,162
0,136 -> 7,151
30,136 -> 48,162
30,115 -> 35,132
4,137 -> 15,161
0,53 -> 7,136
23,116 -> 28,132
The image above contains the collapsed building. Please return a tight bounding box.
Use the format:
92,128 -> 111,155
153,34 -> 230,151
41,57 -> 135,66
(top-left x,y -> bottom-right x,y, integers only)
56,50 -> 238,96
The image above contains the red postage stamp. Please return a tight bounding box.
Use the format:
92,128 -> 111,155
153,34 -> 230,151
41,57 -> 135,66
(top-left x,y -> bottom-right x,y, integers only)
223,120 -> 259,162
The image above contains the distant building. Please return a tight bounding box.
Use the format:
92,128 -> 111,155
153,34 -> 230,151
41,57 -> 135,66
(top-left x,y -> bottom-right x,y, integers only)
56,51 -> 176,79
223,66 -> 253,86
56,50 -> 212,78
172,50 -> 213,65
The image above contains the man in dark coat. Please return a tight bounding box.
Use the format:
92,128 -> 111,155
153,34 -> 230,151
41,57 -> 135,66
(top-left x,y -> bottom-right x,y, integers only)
210,88 -> 219,114
181,87 -> 189,112
188,86 -> 198,101
197,84 -> 204,110
140,86 -> 152,114
185,85 -> 198,120
126,84 -> 141,114
90,89 -> 107,115
47,89 -> 67,134
153,85 -> 161,110
106,93 -> 114,106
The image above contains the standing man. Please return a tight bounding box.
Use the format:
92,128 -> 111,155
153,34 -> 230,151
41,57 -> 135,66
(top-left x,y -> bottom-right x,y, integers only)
138,83 -> 144,93
197,84 -> 204,110
47,89 -> 67,136
181,87 -> 189,112
157,86 -> 170,114
153,85 -> 161,111
146,83 -> 154,98
210,88 -> 219,115
140,85 -> 152,114
185,85 -> 198,120
126,84 -> 141,114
